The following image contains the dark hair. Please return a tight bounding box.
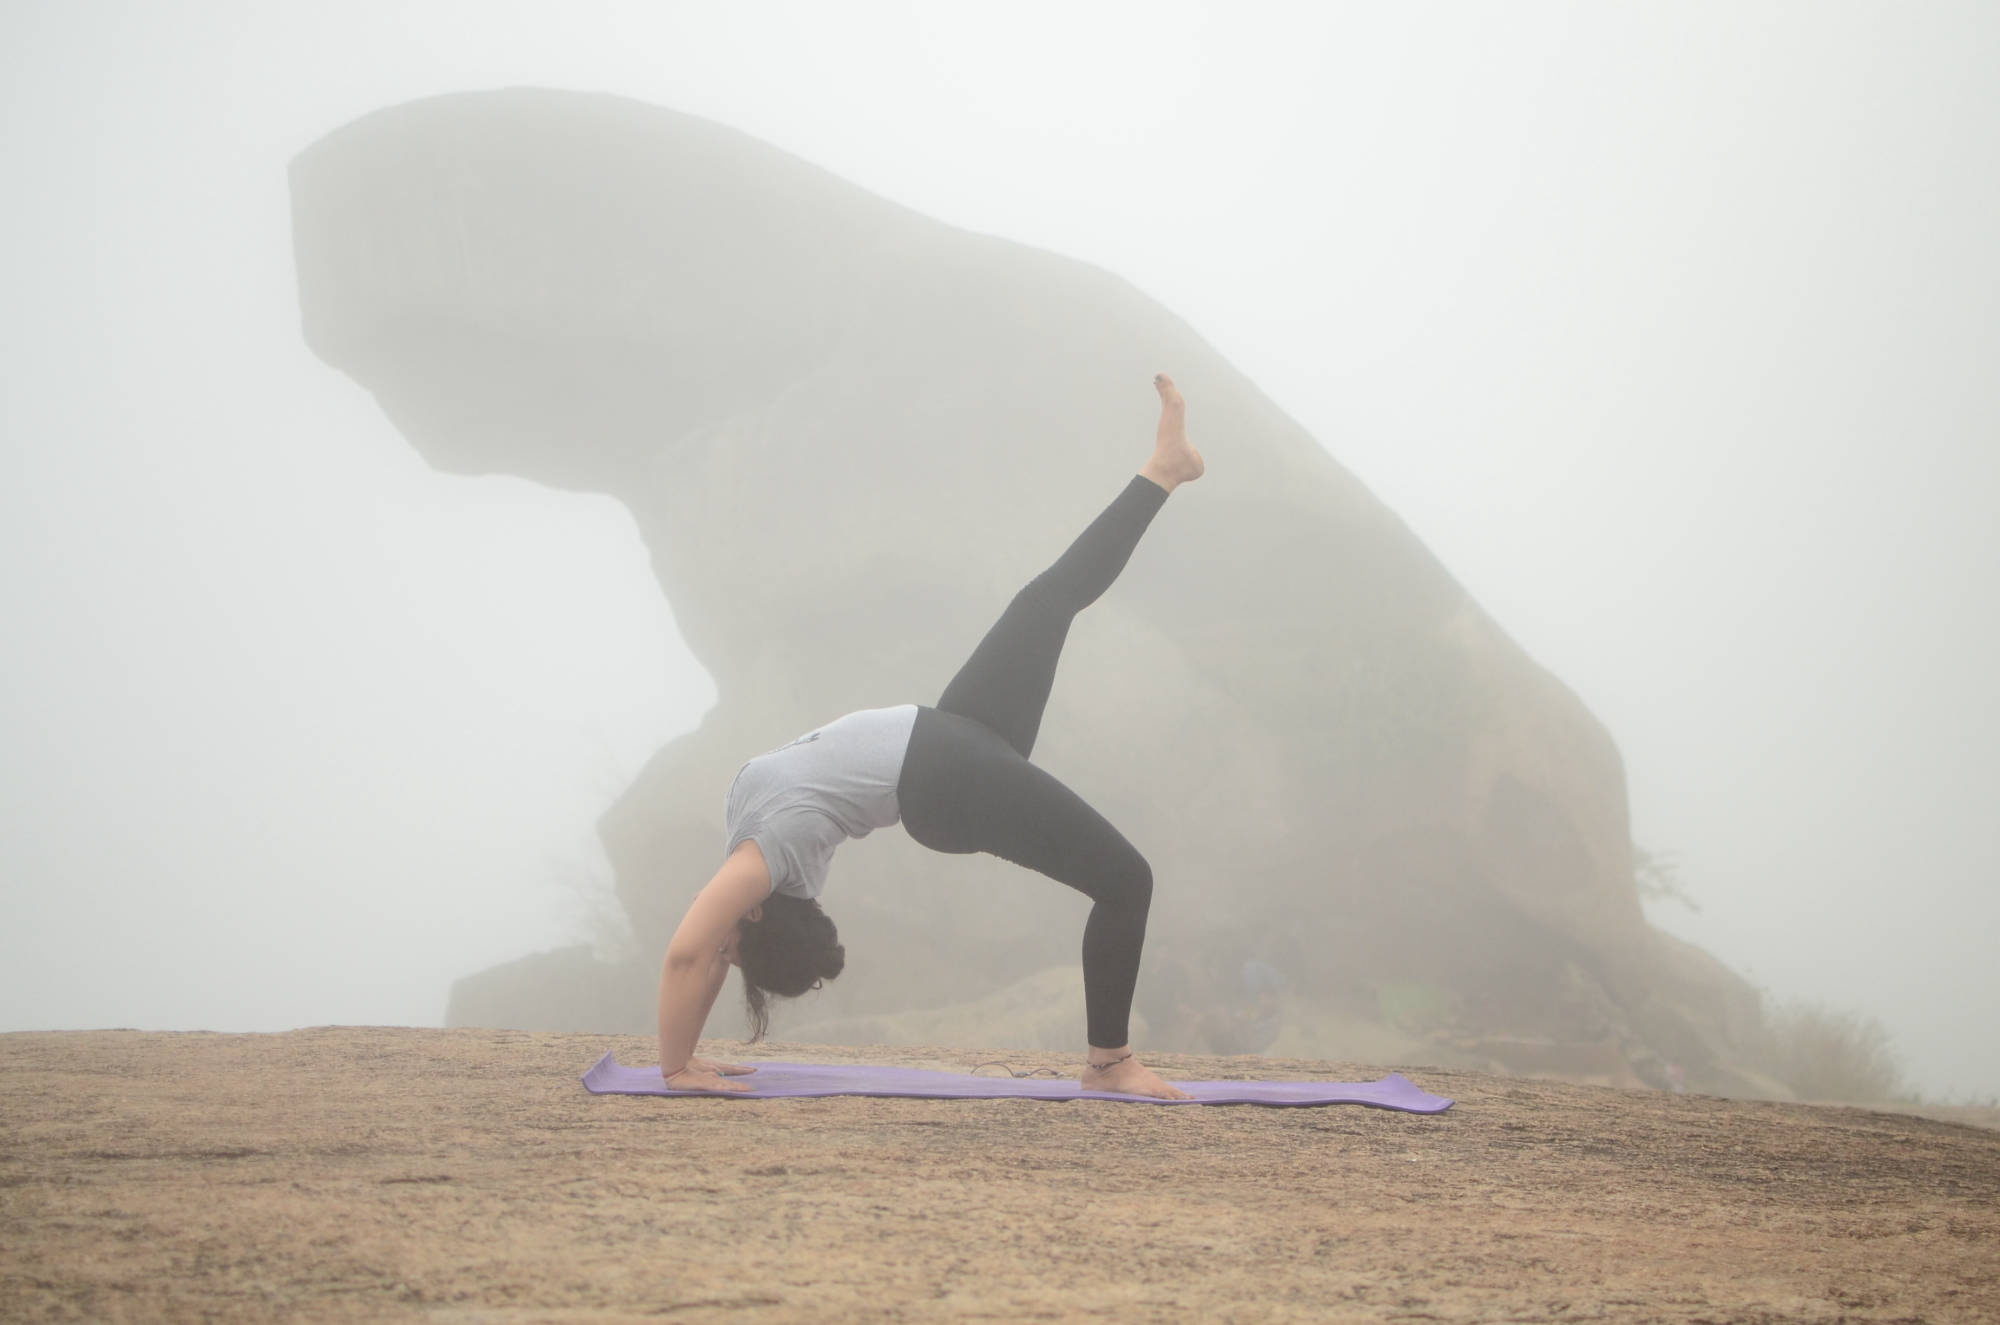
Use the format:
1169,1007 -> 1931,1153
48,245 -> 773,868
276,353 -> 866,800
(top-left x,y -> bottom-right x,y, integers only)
737,892 -> 845,1041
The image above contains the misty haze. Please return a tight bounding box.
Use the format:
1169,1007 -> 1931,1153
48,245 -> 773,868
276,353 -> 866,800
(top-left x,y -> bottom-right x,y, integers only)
8,6 -> 2000,1320
6,7 -> 1997,1102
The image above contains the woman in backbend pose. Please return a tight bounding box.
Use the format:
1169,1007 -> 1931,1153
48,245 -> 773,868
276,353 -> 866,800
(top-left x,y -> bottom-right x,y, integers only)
657,374 -> 1205,1101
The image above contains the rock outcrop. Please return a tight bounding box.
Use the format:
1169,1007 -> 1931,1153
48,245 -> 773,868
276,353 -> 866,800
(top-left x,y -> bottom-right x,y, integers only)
291,89 -> 1763,1092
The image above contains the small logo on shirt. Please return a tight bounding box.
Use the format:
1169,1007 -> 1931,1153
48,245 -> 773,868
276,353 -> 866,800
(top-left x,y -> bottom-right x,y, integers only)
781,731 -> 822,750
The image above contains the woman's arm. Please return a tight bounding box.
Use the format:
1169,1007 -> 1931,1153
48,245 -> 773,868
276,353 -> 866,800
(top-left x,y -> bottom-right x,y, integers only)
656,840 -> 772,1090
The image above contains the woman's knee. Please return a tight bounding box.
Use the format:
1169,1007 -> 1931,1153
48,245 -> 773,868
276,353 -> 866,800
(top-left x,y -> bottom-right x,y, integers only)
1106,849 -> 1153,912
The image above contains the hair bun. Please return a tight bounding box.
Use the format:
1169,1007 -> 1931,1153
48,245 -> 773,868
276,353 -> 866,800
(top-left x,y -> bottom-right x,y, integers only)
820,942 -> 846,980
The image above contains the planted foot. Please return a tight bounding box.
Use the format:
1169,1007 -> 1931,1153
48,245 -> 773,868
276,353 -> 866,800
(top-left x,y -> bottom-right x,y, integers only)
1082,1052 -> 1193,1101
1141,373 -> 1205,492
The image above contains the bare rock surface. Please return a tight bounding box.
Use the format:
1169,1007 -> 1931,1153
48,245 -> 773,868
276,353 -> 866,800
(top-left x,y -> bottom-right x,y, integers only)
5,1028 -> 1996,1323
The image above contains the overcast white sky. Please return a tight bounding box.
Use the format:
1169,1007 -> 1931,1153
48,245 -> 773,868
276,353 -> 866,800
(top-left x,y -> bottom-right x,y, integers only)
3,1 -> 1995,1099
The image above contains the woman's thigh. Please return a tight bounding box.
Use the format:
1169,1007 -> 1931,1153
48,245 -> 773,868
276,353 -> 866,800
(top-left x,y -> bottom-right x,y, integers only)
899,707 -> 1147,902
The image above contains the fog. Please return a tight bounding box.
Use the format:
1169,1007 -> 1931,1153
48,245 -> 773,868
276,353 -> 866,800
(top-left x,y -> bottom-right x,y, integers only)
2,2 -> 1994,1098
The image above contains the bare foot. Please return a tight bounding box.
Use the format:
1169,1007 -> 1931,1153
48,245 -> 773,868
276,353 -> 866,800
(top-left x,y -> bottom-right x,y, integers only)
1081,1054 -> 1193,1101
1140,373 -> 1205,492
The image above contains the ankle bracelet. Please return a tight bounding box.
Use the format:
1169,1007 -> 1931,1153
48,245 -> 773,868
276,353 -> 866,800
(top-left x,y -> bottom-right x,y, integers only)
1085,1053 -> 1132,1072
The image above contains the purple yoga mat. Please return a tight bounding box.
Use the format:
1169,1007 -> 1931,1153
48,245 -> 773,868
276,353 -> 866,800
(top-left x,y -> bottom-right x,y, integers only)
582,1054 -> 1453,1112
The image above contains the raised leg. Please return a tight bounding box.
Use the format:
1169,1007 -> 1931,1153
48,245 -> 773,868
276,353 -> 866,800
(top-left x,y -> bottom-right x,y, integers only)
934,375 -> 1201,757
934,476 -> 1163,756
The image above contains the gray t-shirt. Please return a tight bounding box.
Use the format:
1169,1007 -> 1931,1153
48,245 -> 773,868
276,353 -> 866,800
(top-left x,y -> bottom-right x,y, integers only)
724,705 -> 919,900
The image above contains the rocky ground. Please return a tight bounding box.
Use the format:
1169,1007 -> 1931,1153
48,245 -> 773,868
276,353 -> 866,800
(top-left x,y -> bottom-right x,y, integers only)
3,1027 -> 1996,1323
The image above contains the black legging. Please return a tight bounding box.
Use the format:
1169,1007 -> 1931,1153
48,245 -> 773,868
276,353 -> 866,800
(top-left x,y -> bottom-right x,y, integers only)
897,474 -> 1168,1048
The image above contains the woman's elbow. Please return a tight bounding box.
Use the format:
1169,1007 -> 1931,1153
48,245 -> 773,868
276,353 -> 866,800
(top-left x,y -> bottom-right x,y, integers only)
663,942 -> 710,975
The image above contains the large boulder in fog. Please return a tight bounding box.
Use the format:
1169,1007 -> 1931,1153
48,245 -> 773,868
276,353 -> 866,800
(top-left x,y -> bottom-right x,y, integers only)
293,89 -> 1759,1091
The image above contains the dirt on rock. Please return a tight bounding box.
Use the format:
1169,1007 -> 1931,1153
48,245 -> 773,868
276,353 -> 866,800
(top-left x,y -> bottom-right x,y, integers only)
2,1027 -> 1996,1323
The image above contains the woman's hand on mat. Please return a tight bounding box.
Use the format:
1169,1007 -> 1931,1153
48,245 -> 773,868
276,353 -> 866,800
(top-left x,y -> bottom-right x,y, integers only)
687,1056 -> 756,1077
664,1064 -> 755,1093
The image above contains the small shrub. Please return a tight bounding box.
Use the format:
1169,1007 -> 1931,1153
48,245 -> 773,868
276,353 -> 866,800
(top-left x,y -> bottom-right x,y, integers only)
1761,999 -> 1903,1102
1633,846 -> 1700,912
